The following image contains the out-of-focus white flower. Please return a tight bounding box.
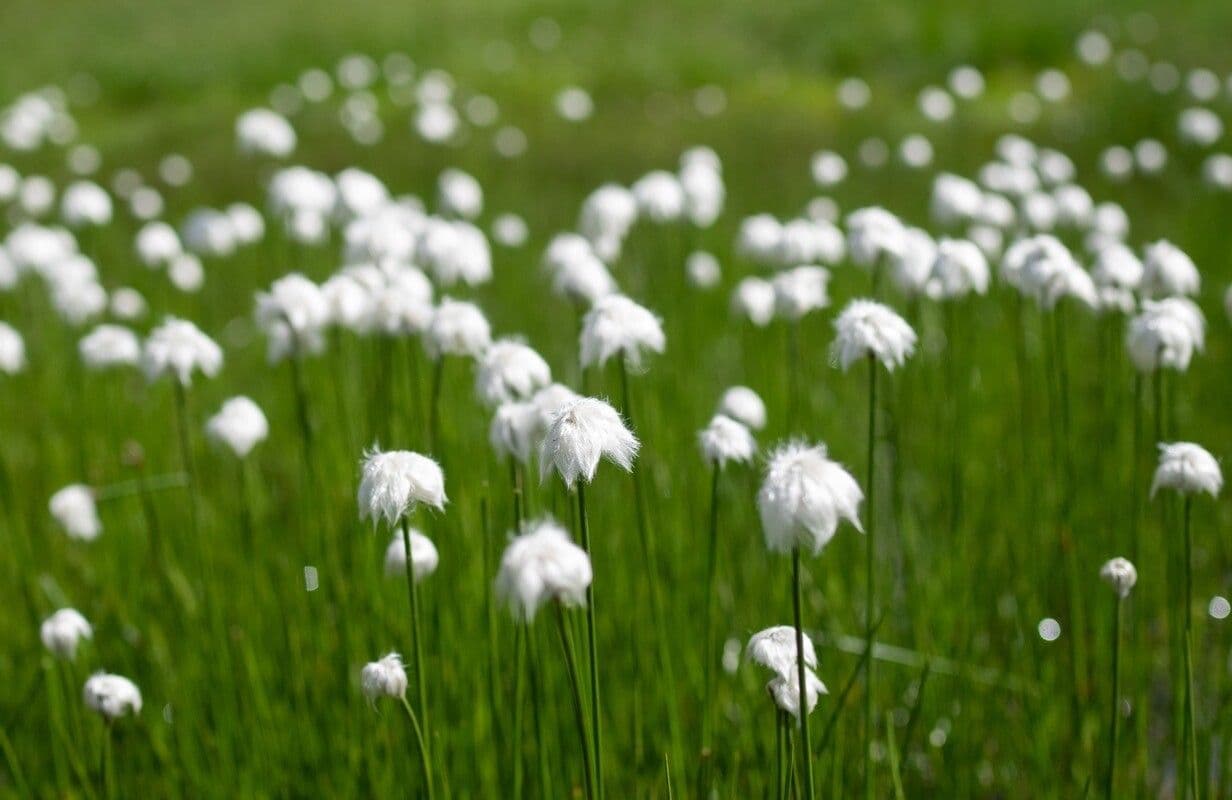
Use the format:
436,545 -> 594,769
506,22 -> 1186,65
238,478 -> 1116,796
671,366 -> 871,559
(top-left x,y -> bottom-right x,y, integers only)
539,397 -> 638,487
555,86 -> 594,121
767,668 -> 828,719
579,184 -> 637,247
366,265 -> 435,336
746,625 -> 817,677
579,294 -> 665,369
334,168 -> 389,222
698,414 -> 756,468
928,238 -> 989,299
891,228 -> 937,296
361,653 -> 408,701
227,203 -> 265,245
969,224 -> 1003,259
686,251 -> 721,289
949,65 -> 986,98
772,266 -> 830,320
1127,298 -> 1206,372
83,673 -> 142,719
181,208 -> 237,258
41,608 -> 92,659
847,207 -> 905,267
930,174 -> 983,227
168,254 -> 205,293
383,529 -> 440,580
438,168 -> 483,220
1100,557 -> 1138,598
60,181 -> 112,228
811,151 -> 847,187
269,166 -> 336,227
0,322 -> 26,374
496,517 -> 592,621
1007,235 -> 1097,310
1152,442 -> 1222,498
50,484 -> 100,541
632,171 -> 685,223
255,273 -> 330,362
490,401 -> 541,464
135,221 -> 182,268
680,158 -> 725,227
1053,185 -> 1094,228
1091,244 -> 1143,313
78,324 -> 140,370
236,108 -> 297,158
358,449 -> 447,526
776,219 -> 845,267
475,339 -> 551,406
758,441 -> 863,555
830,299 -> 917,371
732,277 -> 776,326
719,386 -> 766,431
206,396 -> 269,458
736,214 -> 783,264
1141,240 -> 1199,298
491,213 -> 528,247
531,383 -> 582,434
424,297 -> 491,360
546,237 -> 615,305
142,317 -> 223,385
1134,139 -> 1168,175
1178,107 -> 1223,147
418,218 -> 492,288
416,101 -> 460,143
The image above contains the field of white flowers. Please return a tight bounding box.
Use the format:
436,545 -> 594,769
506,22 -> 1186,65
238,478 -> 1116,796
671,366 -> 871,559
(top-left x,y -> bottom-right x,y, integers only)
4,1 -> 1232,797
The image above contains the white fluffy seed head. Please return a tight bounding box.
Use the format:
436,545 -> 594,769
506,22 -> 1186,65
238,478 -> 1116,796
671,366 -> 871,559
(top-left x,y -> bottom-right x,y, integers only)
746,625 -> 818,676
718,386 -> 767,431
731,278 -> 776,327
205,396 -> 269,458
361,653 -> 408,701
475,339 -> 552,407
83,673 -> 142,719
135,221 -> 183,268
383,529 -> 440,581
0,321 -> 27,374
928,238 -> 989,299
358,449 -> 447,526
1091,243 -> 1143,313
830,299 -> 917,371
757,441 -> 863,555
772,266 -> 830,320
1151,442 -> 1222,498
1141,240 -> 1200,298
40,608 -> 93,659
579,294 -> 665,369
539,397 -> 639,488
1099,557 -> 1138,598
489,401 -> 541,464
767,669 -> 828,719
495,517 -> 593,621
424,297 -> 491,360
142,316 -> 223,386
255,273 -> 331,363
79,324 -> 141,371
236,108 -> 297,158
1127,298 -> 1206,373
846,207 -> 906,267
49,484 -> 101,541
698,414 -> 756,468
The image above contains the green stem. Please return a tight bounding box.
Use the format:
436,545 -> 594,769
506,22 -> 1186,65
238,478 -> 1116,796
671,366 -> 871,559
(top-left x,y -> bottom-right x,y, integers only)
100,719 -> 113,800
399,696 -> 435,800
702,462 -> 720,758
555,604 -> 596,800
171,381 -> 198,540
575,483 -> 603,799
792,547 -> 815,799
401,525 -> 430,767
1182,496 -> 1199,800
775,709 -> 786,800
1106,596 -> 1122,799
864,354 -> 877,800
512,624 -> 527,800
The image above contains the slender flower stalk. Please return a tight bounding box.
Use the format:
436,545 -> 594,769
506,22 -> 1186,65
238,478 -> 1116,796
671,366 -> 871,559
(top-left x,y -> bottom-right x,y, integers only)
1099,557 -> 1136,799
575,482 -> 602,799
402,525 -> 429,748
864,353 -> 877,799
555,602 -> 596,800
791,547 -> 816,798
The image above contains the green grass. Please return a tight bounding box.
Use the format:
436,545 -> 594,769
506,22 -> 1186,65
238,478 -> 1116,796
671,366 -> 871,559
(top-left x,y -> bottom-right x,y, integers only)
4,0 -> 1232,797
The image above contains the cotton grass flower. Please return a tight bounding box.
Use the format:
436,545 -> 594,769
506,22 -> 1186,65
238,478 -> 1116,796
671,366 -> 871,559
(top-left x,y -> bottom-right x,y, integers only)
846,207 -> 905,267
50,484 -> 101,541
1100,557 -> 1138,598
539,397 -> 638,488
83,673 -> 142,719
1141,240 -> 1200,298
496,517 -> 593,621
830,299 -> 917,371
78,324 -> 140,371
423,297 -> 491,360
0,322 -> 26,374
236,108 -> 297,158
205,396 -> 269,459
698,414 -> 756,468
384,529 -> 440,581
746,625 -> 818,677
255,273 -> 330,362
929,238 -> 989,299
40,608 -> 92,659
142,317 -> 223,385
1127,298 -> 1206,372
361,653 -> 408,701
358,449 -> 447,526
579,294 -> 665,369
732,277 -> 776,326
772,266 -> 830,320
489,401 -> 541,464
718,385 -> 766,431
757,441 -> 863,555
767,669 -> 828,719
1151,442 -> 1223,498
475,339 -> 551,406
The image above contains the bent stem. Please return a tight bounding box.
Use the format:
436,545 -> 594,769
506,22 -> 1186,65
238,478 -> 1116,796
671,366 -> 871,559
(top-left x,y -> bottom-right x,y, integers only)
791,547 -> 815,799
399,696 -> 435,800
864,353 -> 877,800
575,482 -> 603,799
400,525 -> 430,769
555,603 -> 596,800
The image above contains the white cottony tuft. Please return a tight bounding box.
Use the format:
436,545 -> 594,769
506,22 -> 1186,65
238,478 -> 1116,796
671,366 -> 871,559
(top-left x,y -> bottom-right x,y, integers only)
475,339 -> 552,407
767,668 -> 828,719
50,484 -> 101,541
772,266 -> 830,320
83,673 -> 142,719
698,414 -> 756,468
361,653 -> 408,701
1099,557 -> 1138,598
539,396 -> 639,488
236,108 -> 297,158
1151,442 -> 1223,498
255,273 -> 330,363
746,625 -> 818,677
424,297 -> 491,360
718,385 -> 767,431
758,441 -> 863,555
846,207 -> 906,267
142,317 -> 223,386
731,278 -> 776,327
830,299 -> 917,371
205,396 -> 270,459
579,294 -> 665,369
489,401 -> 541,465
40,608 -> 93,659
0,321 -> 27,374
531,383 -> 582,433
928,238 -> 989,299
1127,298 -> 1206,373
495,517 -> 593,621
358,448 -> 447,527
1141,239 -> 1200,298
79,324 -> 141,371
383,529 -> 440,581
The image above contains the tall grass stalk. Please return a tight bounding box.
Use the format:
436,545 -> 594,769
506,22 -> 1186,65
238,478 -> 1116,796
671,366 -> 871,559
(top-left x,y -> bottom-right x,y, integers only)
864,352 -> 877,800
399,524 -> 430,775
791,547 -> 815,798
701,463 -> 720,762
574,482 -> 603,799
398,695 -> 434,800
555,603 -> 596,800
1181,496 -> 1199,800
1106,590 -> 1124,799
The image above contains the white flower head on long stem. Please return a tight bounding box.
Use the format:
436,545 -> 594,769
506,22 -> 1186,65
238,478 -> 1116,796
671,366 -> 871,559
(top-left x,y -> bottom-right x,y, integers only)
83,673 -> 142,719
255,273 -> 330,362
358,448 -> 447,527
772,266 -> 830,321
539,397 -> 638,487
50,484 -> 101,541
846,207 -> 906,267
0,322 -> 27,374
928,238 -> 988,300
384,528 -> 440,581
1151,442 -> 1222,498
699,414 -> 756,468
1099,557 -> 1138,598
1127,298 -> 1206,373
41,608 -> 92,659
531,383 -> 582,434
142,317 -> 223,386
424,297 -> 491,360
830,299 -> 917,371
490,401 -> 541,464
758,441 -> 863,555
1091,243 -> 1143,313
496,517 -> 593,621
579,294 -> 665,369
718,385 -> 767,431
768,669 -> 828,719
361,653 -> 408,702
1141,240 -> 1200,298
205,396 -> 269,459
732,278 -> 776,326
475,339 -> 551,406
746,625 -> 818,677
79,325 -> 141,371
